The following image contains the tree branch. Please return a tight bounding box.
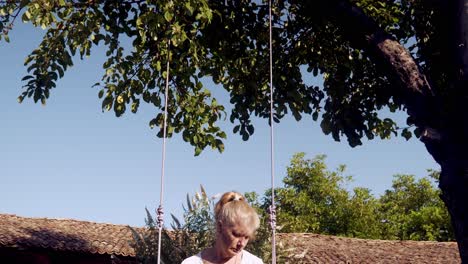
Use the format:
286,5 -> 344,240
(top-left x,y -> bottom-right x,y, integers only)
453,0 -> 468,85
321,0 -> 440,130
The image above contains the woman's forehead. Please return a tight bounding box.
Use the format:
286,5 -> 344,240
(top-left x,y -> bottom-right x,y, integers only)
225,220 -> 254,233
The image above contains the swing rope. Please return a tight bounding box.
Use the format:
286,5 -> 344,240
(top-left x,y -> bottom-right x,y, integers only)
156,40 -> 171,264
267,1 -> 277,263
155,3 -> 277,263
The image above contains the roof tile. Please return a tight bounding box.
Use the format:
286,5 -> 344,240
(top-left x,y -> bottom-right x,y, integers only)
0,214 -> 461,263
277,233 -> 460,263
0,214 -> 140,256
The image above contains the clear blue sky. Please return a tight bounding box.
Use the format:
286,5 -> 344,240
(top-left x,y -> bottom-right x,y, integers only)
0,23 -> 438,227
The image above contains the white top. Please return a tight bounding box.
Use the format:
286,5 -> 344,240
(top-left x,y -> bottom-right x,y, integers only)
181,250 -> 263,264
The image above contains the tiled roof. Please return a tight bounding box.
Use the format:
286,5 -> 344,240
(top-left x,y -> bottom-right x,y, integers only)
0,214 -> 461,263
0,214 -> 139,257
278,233 -> 460,263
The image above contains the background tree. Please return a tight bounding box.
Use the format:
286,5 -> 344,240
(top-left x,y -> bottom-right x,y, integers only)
244,191 -> 286,263
379,172 -> 454,241
272,153 -> 351,234
345,187 -> 381,239
270,153 -> 380,239
266,153 -> 453,241
163,153 -> 452,244
1,0 -> 467,259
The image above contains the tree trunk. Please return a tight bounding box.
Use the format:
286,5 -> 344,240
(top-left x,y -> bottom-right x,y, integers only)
322,1 -> 468,261
443,0 -> 468,261
437,145 -> 468,262
322,0 -> 440,129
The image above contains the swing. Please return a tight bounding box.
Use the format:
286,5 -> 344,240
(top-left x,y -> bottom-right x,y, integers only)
155,1 -> 277,263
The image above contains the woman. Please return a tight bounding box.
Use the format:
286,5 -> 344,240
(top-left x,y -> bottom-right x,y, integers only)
181,191 -> 264,264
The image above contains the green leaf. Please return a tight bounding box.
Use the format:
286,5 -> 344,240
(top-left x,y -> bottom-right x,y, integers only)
320,119 -> 332,135
313,67 -> 318,77
194,147 -> 202,156
247,124 -> 254,135
171,213 -> 182,229
33,89 -> 41,103
21,75 -> 34,81
186,194 -> 192,211
312,112 -> 319,121
414,127 -> 422,138
156,61 -> 161,72
149,118 -> 158,129
402,128 -> 412,140
101,96 -> 113,112
164,11 -> 173,22
215,139 -> 224,153
218,131 -> 227,139
22,10 -> 31,22
185,2 -> 195,15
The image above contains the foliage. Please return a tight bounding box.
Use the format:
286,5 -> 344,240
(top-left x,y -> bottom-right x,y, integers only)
267,153 -> 453,241
129,208 -> 174,264
1,0 -> 454,152
244,191 -> 287,263
272,153 -> 348,233
2,0 -> 466,257
345,187 -> 381,239
1,0 -> 225,156
130,155 -> 453,264
379,172 -> 454,241
130,186 -> 214,263
270,153 -> 380,238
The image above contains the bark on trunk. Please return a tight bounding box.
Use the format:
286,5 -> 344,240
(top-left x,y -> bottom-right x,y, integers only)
322,0 -> 441,131
438,148 -> 468,262
445,1 -> 468,261
453,0 -> 468,83
320,1 -> 468,261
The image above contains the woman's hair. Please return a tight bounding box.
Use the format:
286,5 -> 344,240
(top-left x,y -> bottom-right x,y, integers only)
214,191 -> 260,235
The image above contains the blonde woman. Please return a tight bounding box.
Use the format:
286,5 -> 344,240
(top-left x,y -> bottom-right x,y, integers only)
182,191 -> 263,264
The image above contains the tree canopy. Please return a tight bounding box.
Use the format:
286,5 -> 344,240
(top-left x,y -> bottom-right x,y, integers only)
1,0 -> 441,153
1,0 -> 467,260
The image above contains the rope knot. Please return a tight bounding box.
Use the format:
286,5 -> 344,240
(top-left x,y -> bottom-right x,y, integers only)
157,205 -> 164,229
268,205 -> 277,230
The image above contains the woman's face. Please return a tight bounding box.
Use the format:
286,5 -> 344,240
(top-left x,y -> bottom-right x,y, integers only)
217,219 -> 252,258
